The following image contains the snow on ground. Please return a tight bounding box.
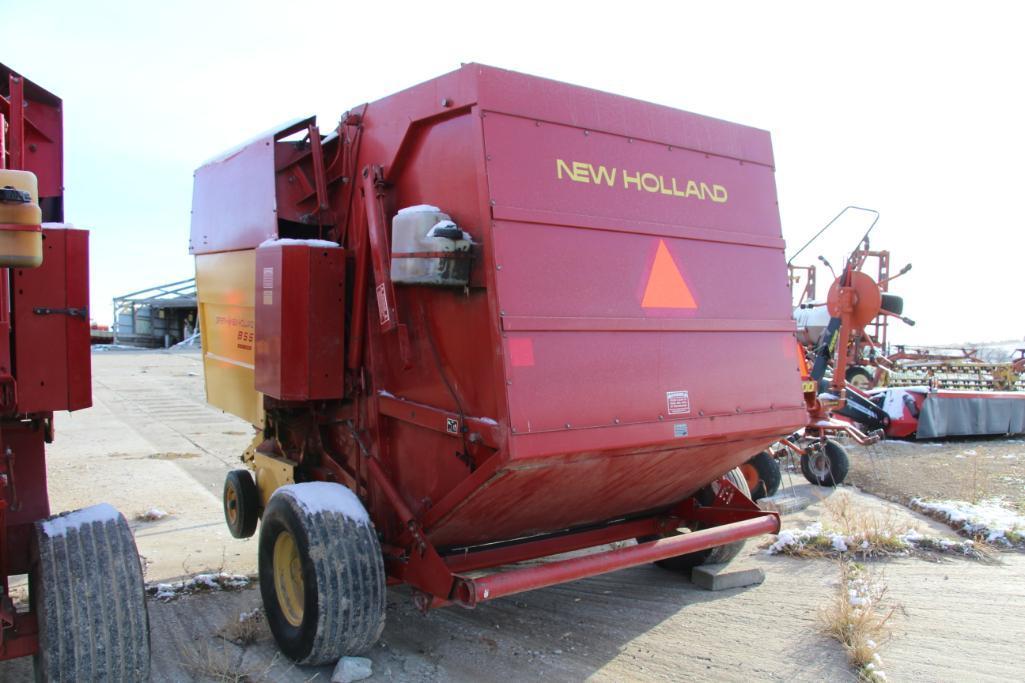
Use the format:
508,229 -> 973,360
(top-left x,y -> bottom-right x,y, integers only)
137,507 -> 169,521
273,482 -> 370,524
911,498 -> 1025,546
767,521 -> 981,558
148,572 -> 254,602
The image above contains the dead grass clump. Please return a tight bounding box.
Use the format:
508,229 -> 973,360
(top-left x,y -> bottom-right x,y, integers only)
823,493 -> 916,555
181,641 -> 254,683
218,608 -> 266,646
820,560 -> 896,681
767,492 -> 991,560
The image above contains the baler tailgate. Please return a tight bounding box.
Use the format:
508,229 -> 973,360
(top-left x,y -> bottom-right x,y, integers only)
482,112 -> 804,453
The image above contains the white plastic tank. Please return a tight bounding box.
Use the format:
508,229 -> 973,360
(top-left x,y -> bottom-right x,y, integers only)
794,303 -> 831,346
390,205 -> 474,286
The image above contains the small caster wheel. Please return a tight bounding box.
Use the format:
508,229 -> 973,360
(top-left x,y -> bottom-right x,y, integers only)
224,469 -> 260,538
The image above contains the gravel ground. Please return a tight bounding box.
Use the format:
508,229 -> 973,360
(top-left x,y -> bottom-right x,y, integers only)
1,349 -> 1024,682
847,437 -> 1025,512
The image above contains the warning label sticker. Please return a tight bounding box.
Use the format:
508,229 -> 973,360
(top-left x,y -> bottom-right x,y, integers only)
666,390 -> 691,415
673,423 -> 688,438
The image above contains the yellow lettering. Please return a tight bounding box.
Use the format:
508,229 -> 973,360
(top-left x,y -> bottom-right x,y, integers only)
559,157 -> 728,204
640,173 -> 660,193
590,164 -> 617,186
572,161 -> 592,183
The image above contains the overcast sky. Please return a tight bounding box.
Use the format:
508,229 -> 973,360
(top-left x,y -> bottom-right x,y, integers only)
6,1 -> 1022,346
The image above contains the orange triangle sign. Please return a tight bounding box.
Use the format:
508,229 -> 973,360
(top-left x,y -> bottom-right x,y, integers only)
642,240 -> 697,309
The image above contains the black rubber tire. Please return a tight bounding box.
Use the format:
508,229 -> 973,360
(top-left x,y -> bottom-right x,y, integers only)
800,439 -> 850,487
845,365 -> 874,389
259,483 -> 386,665
32,504 -> 150,682
224,469 -> 260,539
880,293 -> 904,316
746,451 -> 782,500
643,468 -> 751,571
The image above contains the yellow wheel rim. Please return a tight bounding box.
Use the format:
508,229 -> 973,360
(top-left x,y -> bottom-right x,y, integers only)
225,486 -> 239,526
273,531 -> 305,627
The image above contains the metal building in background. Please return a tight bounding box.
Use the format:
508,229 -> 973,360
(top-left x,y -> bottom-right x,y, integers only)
113,278 -> 198,347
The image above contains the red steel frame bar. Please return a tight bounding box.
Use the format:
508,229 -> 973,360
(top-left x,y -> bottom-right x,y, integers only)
0,70 -> 43,660
361,166 -> 398,331
7,76 -> 24,171
452,514 -> 780,607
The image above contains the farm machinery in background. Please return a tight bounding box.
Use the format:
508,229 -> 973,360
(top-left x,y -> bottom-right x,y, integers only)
742,206 -> 1025,499
193,64 -> 808,664
742,207 -> 914,497
789,208 -> 1024,441
0,65 -> 149,680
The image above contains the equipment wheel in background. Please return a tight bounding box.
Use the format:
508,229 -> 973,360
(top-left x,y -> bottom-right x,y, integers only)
224,469 -> 260,538
800,439 -> 850,487
32,504 -> 150,682
258,483 -> 386,665
845,365 -> 874,389
641,467 -> 752,571
740,450 -> 782,500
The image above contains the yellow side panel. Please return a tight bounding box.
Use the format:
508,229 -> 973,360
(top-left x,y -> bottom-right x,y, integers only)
195,250 -> 263,427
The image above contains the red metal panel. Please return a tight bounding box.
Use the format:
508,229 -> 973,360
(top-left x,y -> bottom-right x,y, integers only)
12,228 -> 91,413
482,112 -> 780,236
0,423 -> 49,574
0,65 -> 63,207
190,133 -> 279,255
255,244 -> 345,400
340,65 -> 806,552
474,64 -> 775,167
425,434 -> 782,547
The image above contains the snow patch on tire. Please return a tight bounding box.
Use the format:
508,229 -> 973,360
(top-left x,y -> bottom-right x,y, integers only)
271,482 -> 370,524
39,502 -> 121,537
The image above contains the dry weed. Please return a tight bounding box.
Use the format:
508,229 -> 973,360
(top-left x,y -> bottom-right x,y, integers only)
767,492 -> 990,559
820,560 -> 896,681
823,493 -> 915,554
218,608 -> 267,646
181,641 -> 254,682
959,452 -> 994,504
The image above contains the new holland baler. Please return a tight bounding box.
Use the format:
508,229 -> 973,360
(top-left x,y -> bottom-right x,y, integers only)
191,64 -> 807,664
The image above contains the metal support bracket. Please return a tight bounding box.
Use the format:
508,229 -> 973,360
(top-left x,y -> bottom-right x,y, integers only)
33,307 -> 87,320
360,165 -> 411,368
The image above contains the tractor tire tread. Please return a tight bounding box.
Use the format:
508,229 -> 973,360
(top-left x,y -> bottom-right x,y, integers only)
33,506 -> 150,683
260,485 -> 386,665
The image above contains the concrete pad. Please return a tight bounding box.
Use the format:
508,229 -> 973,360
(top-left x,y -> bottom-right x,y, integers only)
758,493 -> 812,515
691,563 -> 765,591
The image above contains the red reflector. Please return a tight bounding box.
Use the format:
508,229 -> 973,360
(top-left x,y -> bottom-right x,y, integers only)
509,338 -> 535,367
